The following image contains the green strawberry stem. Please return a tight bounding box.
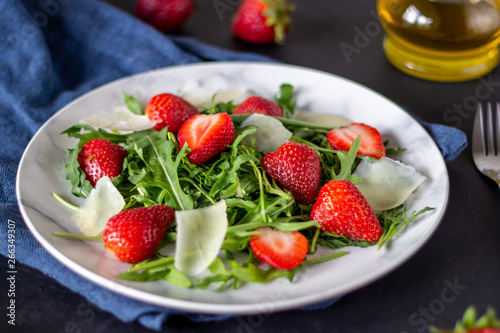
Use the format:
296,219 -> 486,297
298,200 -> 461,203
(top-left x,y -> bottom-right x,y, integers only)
52,192 -> 79,211
54,232 -> 102,241
429,306 -> 500,333
262,0 -> 296,44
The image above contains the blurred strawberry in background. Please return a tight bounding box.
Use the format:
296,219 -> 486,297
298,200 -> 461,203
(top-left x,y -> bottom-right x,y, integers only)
136,0 -> 194,32
231,0 -> 295,44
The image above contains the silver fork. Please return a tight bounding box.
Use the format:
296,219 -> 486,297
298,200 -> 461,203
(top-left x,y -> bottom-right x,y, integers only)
472,102 -> 500,188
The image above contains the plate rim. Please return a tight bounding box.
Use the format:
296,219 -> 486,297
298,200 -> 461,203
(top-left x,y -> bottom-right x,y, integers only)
15,61 -> 450,314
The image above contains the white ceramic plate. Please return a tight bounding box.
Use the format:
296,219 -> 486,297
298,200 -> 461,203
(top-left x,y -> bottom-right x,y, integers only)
16,62 -> 449,314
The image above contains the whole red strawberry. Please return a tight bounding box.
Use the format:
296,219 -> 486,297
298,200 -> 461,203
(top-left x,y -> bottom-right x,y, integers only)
145,93 -> 199,133
311,179 -> 382,242
327,122 -> 385,159
177,113 -> 235,164
250,227 -> 308,270
103,205 -> 175,263
262,142 -> 321,205
136,0 -> 194,32
77,139 -> 128,187
231,0 -> 295,44
232,96 -> 283,117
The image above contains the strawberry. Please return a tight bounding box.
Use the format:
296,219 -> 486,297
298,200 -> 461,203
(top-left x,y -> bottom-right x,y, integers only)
429,306 -> 500,333
262,142 -> 321,205
145,93 -> 199,133
177,113 -> 235,164
77,139 -> 128,187
250,227 -> 308,270
232,96 -> 283,117
231,0 -> 295,44
103,205 -> 175,263
327,122 -> 386,159
310,179 -> 382,242
136,0 -> 194,32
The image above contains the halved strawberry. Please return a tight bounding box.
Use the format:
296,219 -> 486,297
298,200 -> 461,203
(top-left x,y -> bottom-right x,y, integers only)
145,93 -> 199,133
232,96 -> 283,117
77,139 -> 128,187
262,142 -> 321,205
177,113 -> 235,164
103,205 -> 175,263
311,179 -> 382,242
250,227 -> 308,270
327,122 -> 385,159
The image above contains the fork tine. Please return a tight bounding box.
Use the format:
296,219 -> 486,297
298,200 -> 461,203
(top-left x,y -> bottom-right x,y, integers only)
473,103 -> 486,155
487,102 -> 495,156
496,102 -> 500,156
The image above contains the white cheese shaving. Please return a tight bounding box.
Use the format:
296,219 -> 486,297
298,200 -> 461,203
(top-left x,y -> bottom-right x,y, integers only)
71,176 -> 125,236
82,106 -> 156,131
174,200 -> 228,276
180,82 -> 251,108
240,113 -> 292,153
294,112 -> 352,128
353,157 -> 426,211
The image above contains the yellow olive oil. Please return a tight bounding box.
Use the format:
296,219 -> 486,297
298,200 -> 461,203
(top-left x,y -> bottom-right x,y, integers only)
377,0 -> 500,81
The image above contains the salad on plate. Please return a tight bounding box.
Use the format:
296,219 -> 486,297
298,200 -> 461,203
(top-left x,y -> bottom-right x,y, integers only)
53,83 -> 432,291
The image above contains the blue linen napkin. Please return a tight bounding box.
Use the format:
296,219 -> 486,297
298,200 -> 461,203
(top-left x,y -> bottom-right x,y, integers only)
0,0 -> 466,331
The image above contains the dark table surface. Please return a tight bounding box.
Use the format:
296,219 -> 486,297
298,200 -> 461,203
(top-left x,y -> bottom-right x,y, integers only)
3,0 -> 500,332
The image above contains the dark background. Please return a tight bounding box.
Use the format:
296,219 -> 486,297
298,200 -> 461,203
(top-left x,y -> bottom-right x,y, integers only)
2,0 -> 500,332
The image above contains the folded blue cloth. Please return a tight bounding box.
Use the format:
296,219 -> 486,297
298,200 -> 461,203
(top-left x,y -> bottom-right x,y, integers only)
0,0 -> 466,331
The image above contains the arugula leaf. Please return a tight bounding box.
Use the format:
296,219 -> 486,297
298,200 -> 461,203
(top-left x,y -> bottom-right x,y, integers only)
274,83 -> 297,118
333,136 -> 361,181
126,129 -> 194,210
230,114 -> 333,131
318,233 -> 374,249
232,264 -> 289,283
299,250 -> 348,267
376,205 -> 434,249
123,92 -> 143,115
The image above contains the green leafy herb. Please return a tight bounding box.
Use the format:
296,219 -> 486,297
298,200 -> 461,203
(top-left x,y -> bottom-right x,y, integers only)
275,83 -> 297,118
123,92 -> 143,115
376,204 -> 434,249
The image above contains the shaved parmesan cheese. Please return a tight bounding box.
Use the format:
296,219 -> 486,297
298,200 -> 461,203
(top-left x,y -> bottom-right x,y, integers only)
82,106 -> 156,131
72,176 -> 125,236
240,113 -> 292,153
294,112 -> 352,128
174,200 -> 228,276
352,157 -> 426,211
181,84 -> 251,107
